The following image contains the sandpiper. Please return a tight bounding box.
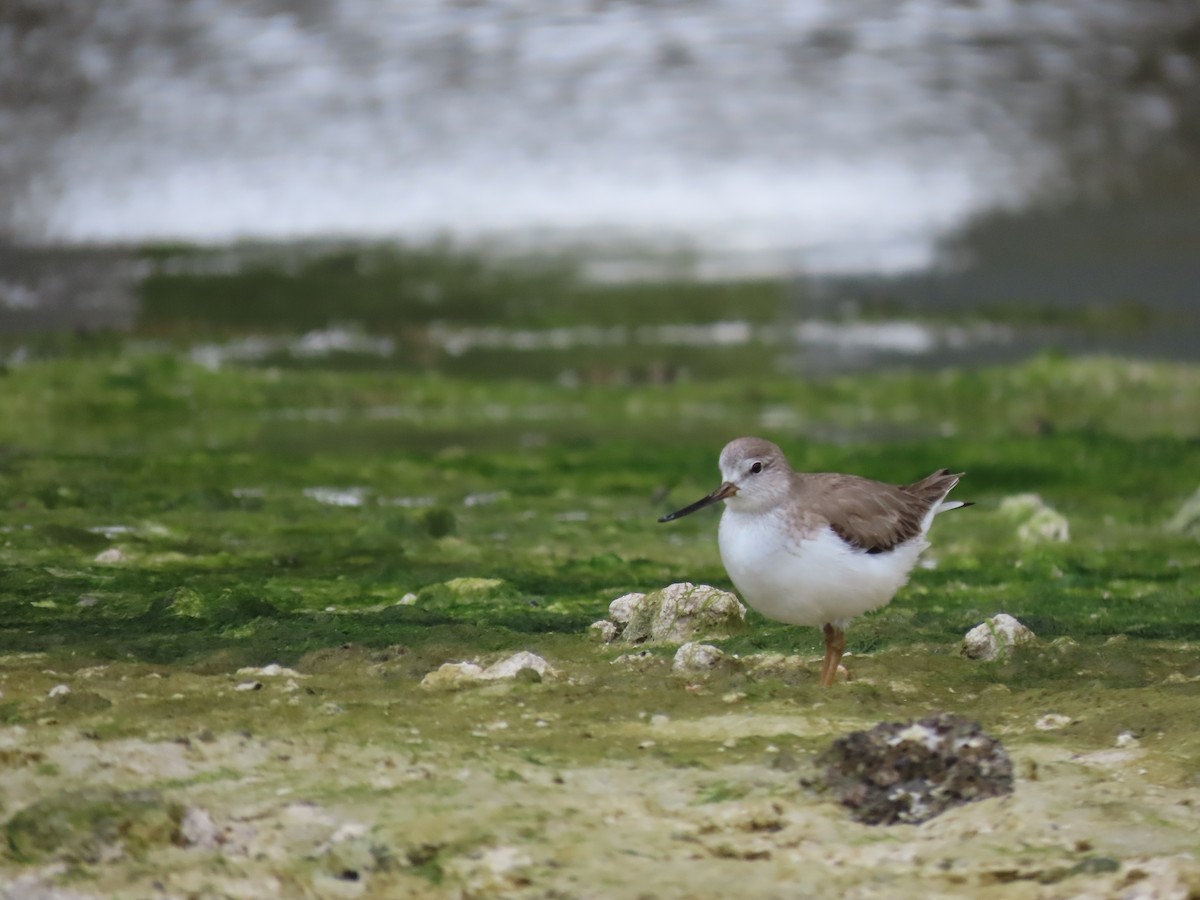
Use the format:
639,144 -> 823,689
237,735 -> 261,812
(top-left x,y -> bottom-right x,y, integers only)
659,437 -> 971,686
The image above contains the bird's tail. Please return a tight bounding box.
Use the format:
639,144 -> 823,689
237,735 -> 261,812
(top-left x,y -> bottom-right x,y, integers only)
905,468 -> 973,527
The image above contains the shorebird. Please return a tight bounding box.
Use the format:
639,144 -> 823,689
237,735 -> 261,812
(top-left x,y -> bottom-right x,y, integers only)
659,437 -> 970,686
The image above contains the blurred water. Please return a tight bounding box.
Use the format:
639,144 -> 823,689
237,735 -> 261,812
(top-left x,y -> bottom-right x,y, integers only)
3,0 -> 1196,276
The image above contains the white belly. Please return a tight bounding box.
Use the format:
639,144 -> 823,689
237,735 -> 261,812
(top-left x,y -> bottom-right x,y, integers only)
717,509 -> 928,627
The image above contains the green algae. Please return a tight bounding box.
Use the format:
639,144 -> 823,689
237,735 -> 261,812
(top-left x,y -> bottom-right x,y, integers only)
0,351 -> 1198,678
0,344 -> 1199,896
5,787 -> 183,864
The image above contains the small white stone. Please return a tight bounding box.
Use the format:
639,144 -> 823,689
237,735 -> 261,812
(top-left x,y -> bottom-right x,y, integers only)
961,613 -> 1037,661
237,663 -> 304,678
480,651 -> 558,681
47,684 -> 71,698
93,547 -> 127,564
180,806 -> 219,849
235,681 -> 264,692
421,652 -> 558,689
671,641 -> 726,674
1035,713 -> 1071,731
649,714 -> 671,727
303,486 -> 367,507
1115,731 -> 1139,748
330,822 -> 368,842
479,845 -> 531,876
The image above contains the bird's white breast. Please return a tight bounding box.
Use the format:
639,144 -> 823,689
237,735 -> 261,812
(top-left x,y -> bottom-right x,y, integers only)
717,507 -> 928,627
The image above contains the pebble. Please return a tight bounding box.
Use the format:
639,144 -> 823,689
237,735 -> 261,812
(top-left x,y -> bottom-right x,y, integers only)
1035,714 -> 1072,731
671,641 -> 728,674
961,613 -> 1037,661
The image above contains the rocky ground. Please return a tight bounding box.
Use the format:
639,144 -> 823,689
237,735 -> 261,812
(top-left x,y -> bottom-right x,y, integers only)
2,625 -> 1199,899
1,347 -> 1198,898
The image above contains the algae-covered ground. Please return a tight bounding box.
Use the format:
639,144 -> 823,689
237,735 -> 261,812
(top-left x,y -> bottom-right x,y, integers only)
1,251 -> 1199,897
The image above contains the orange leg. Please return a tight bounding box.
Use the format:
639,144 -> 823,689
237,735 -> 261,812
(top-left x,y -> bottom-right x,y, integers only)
820,623 -> 847,687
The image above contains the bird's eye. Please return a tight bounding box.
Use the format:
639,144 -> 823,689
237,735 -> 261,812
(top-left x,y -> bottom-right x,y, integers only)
750,462 -> 763,474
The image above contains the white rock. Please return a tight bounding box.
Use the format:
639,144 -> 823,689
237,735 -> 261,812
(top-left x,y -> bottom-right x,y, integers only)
235,681 -> 264,692
1035,713 -> 1071,731
330,822 -> 369,842
608,592 -> 646,625
303,486 -> 367,507
650,583 -> 746,644
47,684 -> 71,698
1115,731 -> 1140,748
595,584 -> 746,646
237,663 -> 305,678
671,641 -> 727,674
180,806 -> 219,849
1164,672 -> 1200,685
420,652 -> 558,689
480,651 -> 558,681
961,613 -> 1037,660
998,493 -> 1070,543
93,547 -> 127,564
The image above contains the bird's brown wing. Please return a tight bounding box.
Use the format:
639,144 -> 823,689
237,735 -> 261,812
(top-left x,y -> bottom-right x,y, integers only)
803,470 -> 963,554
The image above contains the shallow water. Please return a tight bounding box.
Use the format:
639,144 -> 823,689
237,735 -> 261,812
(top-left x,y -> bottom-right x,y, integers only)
3,1 -> 1197,276
4,242 -> 1199,383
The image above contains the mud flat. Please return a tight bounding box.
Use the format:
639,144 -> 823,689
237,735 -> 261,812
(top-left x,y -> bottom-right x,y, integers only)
2,640 -> 1200,898
1,351 -> 1198,897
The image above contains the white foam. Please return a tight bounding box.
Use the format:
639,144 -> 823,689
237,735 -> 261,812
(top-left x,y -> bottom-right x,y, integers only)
8,0 -> 1164,275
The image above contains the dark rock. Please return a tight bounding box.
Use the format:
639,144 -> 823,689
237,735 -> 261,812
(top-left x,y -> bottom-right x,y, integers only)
817,712 -> 1014,825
